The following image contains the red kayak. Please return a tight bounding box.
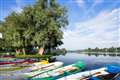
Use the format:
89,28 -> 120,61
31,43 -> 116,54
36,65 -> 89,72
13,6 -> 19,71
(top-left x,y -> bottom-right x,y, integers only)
0,59 -> 35,65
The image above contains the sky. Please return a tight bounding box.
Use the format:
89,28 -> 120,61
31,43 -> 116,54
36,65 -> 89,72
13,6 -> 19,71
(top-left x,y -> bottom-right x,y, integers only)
0,0 -> 120,50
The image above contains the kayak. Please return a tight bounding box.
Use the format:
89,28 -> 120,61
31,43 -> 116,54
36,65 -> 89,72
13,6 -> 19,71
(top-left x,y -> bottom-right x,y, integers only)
57,67 -> 108,80
0,58 -> 16,62
33,60 -> 49,66
11,60 -> 49,67
89,65 -> 120,80
21,62 -> 63,78
27,60 -> 49,71
57,65 -> 120,80
89,74 -> 120,80
31,61 -> 86,80
0,59 -> 35,65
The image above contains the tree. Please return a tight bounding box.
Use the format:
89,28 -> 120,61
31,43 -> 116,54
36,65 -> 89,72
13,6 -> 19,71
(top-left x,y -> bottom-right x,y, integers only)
28,0 -> 68,54
1,0 -> 68,55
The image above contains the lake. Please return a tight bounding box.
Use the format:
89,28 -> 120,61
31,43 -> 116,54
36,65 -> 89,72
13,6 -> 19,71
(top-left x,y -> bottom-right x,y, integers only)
56,52 -> 120,70
0,52 -> 120,80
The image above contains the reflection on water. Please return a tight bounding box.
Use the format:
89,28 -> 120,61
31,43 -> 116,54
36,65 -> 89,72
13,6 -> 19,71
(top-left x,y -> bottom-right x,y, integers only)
84,52 -> 120,57
56,52 -> 120,70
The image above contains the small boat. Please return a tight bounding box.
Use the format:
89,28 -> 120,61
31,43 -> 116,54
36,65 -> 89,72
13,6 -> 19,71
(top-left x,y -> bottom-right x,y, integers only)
31,61 -> 86,80
29,61 -> 62,71
33,60 -> 49,66
89,74 -> 120,80
21,62 -> 63,78
24,60 -> 50,71
0,59 -> 35,65
57,65 -> 120,80
89,65 -> 120,80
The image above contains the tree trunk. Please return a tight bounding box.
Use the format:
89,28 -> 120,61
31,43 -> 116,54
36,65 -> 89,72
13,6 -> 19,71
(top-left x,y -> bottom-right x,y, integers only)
15,49 -> 20,55
38,47 -> 44,55
22,48 -> 26,55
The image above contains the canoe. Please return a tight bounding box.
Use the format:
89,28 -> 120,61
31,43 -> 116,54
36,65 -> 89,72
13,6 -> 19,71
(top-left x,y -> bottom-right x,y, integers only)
31,61 -> 86,80
0,58 -> 16,62
57,67 -> 108,80
57,65 -> 120,80
33,60 -> 49,66
0,59 -> 35,65
21,62 -> 63,78
89,65 -> 120,80
26,60 -> 49,71
89,74 -> 120,80
11,60 -> 49,67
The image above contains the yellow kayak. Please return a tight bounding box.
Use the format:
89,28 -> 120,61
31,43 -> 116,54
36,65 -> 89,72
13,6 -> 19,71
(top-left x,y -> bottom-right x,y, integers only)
33,60 -> 49,66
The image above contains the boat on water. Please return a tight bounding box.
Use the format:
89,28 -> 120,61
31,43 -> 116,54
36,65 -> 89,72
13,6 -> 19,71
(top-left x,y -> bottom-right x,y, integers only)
89,74 -> 120,80
0,59 -> 35,65
89,65 -> 120,80
0,60 -> 50,71
33,60 -> 49,66
21,62 -> 63,78
31,61 -> 86,80
57,65 -> 120,80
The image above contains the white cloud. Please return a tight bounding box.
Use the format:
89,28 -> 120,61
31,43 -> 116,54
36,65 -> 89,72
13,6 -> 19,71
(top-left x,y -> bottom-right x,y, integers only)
11,0 -> 23,13
61,8 -> 120,50
12,7 -> 23,13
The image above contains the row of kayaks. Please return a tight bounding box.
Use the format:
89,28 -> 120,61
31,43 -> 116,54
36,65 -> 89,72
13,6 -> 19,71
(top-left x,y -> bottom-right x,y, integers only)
18,60 -> 120,80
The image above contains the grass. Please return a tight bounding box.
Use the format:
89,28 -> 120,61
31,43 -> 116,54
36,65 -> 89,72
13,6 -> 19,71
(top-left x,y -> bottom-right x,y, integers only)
15,54 -> 52,59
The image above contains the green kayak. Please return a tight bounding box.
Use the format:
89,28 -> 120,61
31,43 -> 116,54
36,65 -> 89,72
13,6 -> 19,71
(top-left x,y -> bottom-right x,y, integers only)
31,61 -> 86,80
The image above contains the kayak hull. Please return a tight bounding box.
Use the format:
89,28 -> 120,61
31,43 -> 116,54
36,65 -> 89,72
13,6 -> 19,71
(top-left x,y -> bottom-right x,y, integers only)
21,62 -> 63,78
57,67 -> 108,80
0,59 -> 35,65
32,61 -> 86,80
58,65 -> 120,80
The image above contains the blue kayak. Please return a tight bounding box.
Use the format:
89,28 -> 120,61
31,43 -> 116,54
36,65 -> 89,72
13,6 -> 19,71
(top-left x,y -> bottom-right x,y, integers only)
89,65 -> 120,80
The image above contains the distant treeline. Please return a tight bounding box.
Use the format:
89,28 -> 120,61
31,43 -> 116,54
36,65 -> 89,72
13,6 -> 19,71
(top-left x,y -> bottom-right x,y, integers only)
85,47 -> 120,52
67,47 -> 120,53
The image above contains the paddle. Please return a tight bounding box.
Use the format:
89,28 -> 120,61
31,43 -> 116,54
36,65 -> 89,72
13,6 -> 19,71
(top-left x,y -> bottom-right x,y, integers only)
111,73 -> 120,80
80,72 -> 102,80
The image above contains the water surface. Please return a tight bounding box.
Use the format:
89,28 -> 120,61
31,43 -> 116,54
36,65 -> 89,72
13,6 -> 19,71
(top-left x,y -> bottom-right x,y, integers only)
56,52 -> 120,70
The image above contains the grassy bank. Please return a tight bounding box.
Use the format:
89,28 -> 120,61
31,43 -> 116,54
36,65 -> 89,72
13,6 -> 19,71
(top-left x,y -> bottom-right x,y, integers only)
15,54 -> 52,59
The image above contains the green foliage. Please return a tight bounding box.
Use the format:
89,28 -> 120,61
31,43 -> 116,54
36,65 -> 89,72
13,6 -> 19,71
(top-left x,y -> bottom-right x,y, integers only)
0,0 -> 68,54
85,47 -> 120,52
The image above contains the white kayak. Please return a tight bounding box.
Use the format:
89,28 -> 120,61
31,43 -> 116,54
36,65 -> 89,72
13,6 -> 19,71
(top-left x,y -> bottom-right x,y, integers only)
57,67 -> 109,80
27,60 -> 49,71
32,61 -> 85,80
22,62 -> 63,78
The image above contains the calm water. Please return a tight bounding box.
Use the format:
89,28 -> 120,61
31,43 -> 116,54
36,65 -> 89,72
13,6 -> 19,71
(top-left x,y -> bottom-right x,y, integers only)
0,52 -> 120,80
56,52 -> 120,70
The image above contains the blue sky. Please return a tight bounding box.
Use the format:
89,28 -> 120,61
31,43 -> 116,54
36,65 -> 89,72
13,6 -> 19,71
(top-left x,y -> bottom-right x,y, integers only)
0,0 -> 120,50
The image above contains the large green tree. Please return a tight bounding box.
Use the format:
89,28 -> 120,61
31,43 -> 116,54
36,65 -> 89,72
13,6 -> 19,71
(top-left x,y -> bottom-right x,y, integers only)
1,0 -> 68,54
